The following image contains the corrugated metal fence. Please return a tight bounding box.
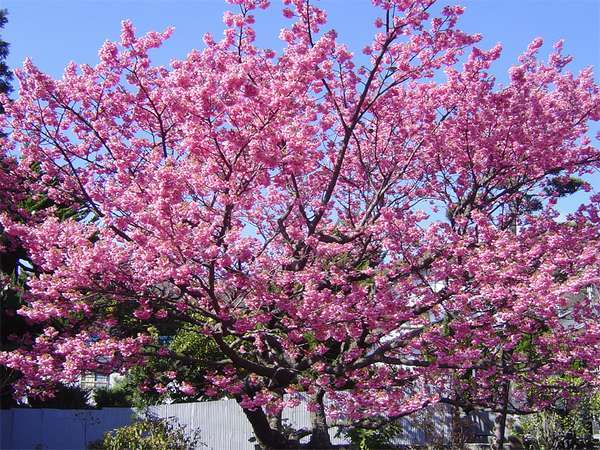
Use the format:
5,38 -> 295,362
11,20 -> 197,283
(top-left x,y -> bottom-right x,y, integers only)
0,399 -> 478,450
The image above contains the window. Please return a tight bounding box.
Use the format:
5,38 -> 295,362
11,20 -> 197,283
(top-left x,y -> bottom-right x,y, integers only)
80,373 -> 109,390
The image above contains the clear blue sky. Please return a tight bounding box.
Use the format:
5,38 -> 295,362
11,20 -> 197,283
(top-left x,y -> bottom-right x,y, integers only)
3,0 -> 599,79
2,0 -> 600,211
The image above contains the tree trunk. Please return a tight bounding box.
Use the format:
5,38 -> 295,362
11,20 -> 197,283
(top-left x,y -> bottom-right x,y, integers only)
238,392 -> 336,449
494,380 -> 510,450
267,409 -> 283,435
241,403 -> 295,449
307,390 -> 333,449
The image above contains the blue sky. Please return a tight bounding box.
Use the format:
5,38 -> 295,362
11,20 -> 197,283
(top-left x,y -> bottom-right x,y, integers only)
3,0 -> 599,79
2,0 -> 599,212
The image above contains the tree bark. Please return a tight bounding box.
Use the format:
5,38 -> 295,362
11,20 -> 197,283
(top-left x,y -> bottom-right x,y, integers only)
267,409 -> 283,435
307,390 -> 332,449
240,403 -> 294,449
493,204 -> 518,450
493,380 -> 510,450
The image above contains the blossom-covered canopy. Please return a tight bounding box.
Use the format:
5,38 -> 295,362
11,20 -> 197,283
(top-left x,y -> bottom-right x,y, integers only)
1,0 -> 599,447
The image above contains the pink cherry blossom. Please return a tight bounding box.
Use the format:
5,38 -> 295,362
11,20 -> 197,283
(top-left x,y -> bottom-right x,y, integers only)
179,381 -> 197,396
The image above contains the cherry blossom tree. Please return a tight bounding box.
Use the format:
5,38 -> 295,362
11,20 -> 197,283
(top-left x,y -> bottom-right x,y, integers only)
1,0 -> 599,448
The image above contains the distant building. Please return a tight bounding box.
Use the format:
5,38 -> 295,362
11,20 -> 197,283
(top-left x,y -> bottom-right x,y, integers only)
79,373 -> 122,391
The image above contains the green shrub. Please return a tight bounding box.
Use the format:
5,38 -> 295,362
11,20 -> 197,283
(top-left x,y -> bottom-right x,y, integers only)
93,386 -> 132,408
93,417 -> 202,450
342,422 -> 404,450
28,385 -> 90,409
516,395 -> 600,450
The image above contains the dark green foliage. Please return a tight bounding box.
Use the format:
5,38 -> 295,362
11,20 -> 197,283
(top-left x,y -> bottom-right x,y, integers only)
93,381 -> 134,408
516,394 -> 600,450
0,270 -> 31,407
88,327 -> 225,409
123,328 -> 224,407
27,384 -> 91,409
0,7 -> 16,408
0,9 -> 12,115
545,176 -> 586,197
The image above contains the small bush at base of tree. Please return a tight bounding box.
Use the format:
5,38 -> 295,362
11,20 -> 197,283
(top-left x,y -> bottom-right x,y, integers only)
88,417 -> 203,450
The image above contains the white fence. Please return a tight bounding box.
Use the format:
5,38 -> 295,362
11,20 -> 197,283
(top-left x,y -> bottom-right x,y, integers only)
0,399 -> 463,450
